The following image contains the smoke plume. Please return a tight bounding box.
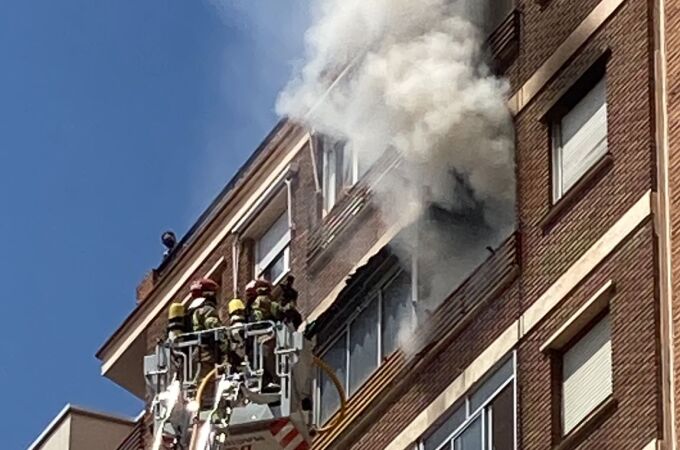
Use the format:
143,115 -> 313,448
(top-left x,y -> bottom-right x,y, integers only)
277,0 -> 515,354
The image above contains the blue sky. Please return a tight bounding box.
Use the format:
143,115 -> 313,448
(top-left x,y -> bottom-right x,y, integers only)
0,1 -> 308,448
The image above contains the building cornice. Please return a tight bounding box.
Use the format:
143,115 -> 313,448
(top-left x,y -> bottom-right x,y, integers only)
97,121 -> 309,381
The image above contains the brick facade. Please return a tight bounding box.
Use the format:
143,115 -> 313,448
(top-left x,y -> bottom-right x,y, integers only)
108,0 -> 675,449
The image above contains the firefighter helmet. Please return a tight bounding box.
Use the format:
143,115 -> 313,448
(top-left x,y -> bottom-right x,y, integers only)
228,298 -> 246,315
190,278 -> 220,297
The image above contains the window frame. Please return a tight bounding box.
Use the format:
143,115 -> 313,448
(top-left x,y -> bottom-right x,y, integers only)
419,352 -> 518,450
253,210 -> 292,285
314,264 -> 416,424
549,73 -> 609,204
319,136 -> 362,216
553,308 -> 613,438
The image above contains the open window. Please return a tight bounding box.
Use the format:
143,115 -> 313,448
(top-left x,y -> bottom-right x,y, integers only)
318,135 -> 367,216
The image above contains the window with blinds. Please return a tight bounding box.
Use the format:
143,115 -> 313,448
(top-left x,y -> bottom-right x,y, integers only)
551,78 -> 608,202
561,313 -> 612,433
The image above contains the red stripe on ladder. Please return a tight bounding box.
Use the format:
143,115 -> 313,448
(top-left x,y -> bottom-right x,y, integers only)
270,419 -> 289,436
295,441 -> 310,450
280,427 -> 299,448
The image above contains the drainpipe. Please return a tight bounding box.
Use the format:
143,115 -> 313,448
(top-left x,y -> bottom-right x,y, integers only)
309,131 -> 322,195
285,168 -> 297,232
232,235 -> 240,298
652,0 -> 675,448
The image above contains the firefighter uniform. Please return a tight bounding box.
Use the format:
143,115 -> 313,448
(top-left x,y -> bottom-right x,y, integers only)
187,278 -> 223,407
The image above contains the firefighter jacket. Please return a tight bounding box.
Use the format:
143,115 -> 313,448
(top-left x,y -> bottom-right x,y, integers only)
189,297 -> 221,332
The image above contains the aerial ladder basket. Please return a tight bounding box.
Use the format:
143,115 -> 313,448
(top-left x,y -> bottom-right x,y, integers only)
144,321 -> 346,450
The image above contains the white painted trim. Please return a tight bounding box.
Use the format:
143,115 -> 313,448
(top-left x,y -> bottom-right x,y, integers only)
101,134 -> 310,376
28,404 -> 135,450
507,0 -> 627,115
27,404 -> 72,450
641,438 -> 659,450
384,190 -> 651,450
653,0 -> 675,445
540,280 -> 614,352
384,323 -> 521,450
520,190 -> 650,336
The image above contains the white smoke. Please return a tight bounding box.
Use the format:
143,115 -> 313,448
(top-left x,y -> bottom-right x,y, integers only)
278,0 -> 515,354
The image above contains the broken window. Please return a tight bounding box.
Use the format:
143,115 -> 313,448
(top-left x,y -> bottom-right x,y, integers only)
315,264 -> 415,424
381,270 -> 415,358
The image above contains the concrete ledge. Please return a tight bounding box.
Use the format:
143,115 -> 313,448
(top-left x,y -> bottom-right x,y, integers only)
507,0 -> 627,115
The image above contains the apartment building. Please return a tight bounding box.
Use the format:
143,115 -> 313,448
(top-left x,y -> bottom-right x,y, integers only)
96,0 -> 680,449
27,405 -> 137,450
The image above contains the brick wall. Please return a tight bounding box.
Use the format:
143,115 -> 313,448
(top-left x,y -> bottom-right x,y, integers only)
519,222 -> 659,450
351,282 -> 521,449
514,0 -> 654,312
134,0 -> 665,449
327,0 -> 662,448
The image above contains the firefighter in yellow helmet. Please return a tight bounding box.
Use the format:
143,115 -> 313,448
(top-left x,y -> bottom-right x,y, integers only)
226,297 -> 247,371
187,278 -> 223,406
166,302 -> 187,341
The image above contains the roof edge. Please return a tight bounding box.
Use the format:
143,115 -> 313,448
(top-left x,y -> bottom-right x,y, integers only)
28,404 -> 135,450
96,119 -> 304,360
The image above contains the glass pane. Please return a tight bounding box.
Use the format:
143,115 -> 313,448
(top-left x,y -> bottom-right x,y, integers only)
319,335 -> 347,424
257,211 -> 289,265
489,385 -> 514,450
488,0 -> 514,33
342,142 -> 354,187
349,298 -> 379,394
423,405 -> 466,450
262,247 -> 288,283
323,143 -> 338,212
454,416 -> 482,450
469,357 -> 513,413
381,271 -> 414,357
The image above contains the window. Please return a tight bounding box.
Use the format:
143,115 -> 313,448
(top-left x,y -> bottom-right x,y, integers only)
315,268 -> 415,424
381,270 -> 415,357
320,136 -> 366,215
560,313 -> 612,434
551,78 -> 608,202
254,211 -> 291,284
465,0 -> 514,35
421,355 -> 516,450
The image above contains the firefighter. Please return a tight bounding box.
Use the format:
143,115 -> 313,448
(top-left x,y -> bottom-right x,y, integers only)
245,279 -> 282,392
272,275 -> 303,330
187,278 -> 223,406
250,280 -> 279,323
166,302 -> 187,341
188,278 -> 222,332
226,297 -> 248,370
